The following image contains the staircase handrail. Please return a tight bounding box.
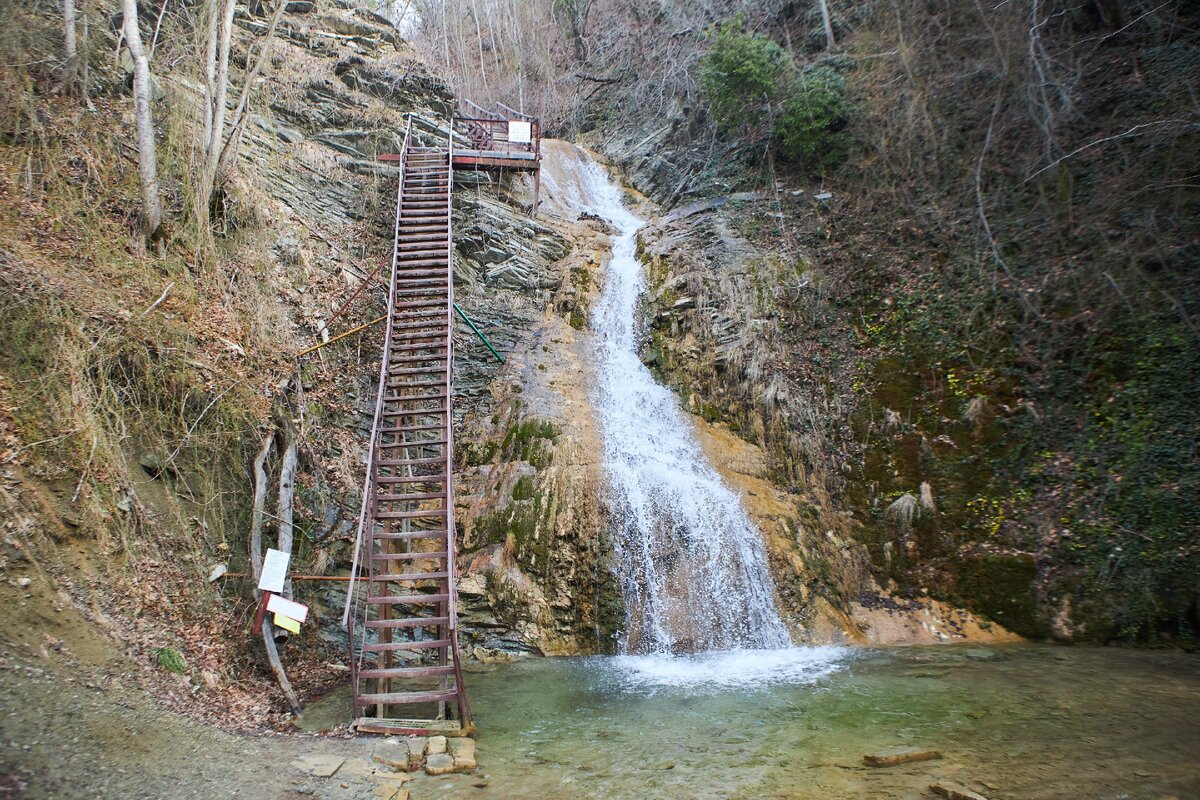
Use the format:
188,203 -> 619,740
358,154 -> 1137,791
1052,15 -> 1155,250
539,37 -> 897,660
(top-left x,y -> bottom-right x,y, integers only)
342,114 -> 413,631
495,101 -> 536,121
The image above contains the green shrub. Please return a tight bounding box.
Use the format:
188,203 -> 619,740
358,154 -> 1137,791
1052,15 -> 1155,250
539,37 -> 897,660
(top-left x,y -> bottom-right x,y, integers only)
774,66 -> 851,169
699,19 -> 788,126
155,646 -> 186,673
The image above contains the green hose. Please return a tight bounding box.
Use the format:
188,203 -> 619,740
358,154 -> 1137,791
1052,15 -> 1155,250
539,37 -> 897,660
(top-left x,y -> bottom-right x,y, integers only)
453,303 -> 505,364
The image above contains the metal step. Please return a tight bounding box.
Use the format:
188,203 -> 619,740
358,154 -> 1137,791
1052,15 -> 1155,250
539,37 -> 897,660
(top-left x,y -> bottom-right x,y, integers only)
370,472 -> 445,483
364,616 -> 449,630
357,665 -> 456,680
354,689 -> 459,707
361,638 -> 451,653
366,593 -> 449,604
375,509 -> 448,519
367,554 -> 448,566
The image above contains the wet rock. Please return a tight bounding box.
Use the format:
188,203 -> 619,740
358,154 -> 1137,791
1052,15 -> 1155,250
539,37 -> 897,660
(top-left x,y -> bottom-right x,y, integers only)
448,737 -> 476,770
863,747 -> 941,767
423,753 -> 455,775
425,735 -> 447,755
931,781 -> 990,800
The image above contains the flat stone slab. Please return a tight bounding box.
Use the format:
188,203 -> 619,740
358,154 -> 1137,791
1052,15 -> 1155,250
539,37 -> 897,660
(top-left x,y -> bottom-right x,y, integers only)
424,753 -> 456,775
425,735 -> 448,755
863,747 -> 942,767
449,737 -> 476,770
374,786 -> 410,800
371,754 -> 411,773
931,781 -> 990,800
290,754 -> 345,777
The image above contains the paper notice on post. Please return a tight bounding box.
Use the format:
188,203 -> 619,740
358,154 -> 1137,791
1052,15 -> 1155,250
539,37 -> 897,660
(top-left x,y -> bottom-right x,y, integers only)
508,120 -> 531,144
272,613 -> 301,635
267,594 -> 309,624
258,548 -> 290,593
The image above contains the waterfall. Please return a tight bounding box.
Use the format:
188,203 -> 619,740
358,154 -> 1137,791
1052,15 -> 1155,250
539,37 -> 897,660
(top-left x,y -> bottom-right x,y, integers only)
545,143 -> 792,655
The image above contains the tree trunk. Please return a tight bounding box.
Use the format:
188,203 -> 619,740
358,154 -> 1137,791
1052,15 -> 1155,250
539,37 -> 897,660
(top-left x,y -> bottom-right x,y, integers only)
260,620 -> 302,715
248,423 -> 301,717
215,0 -> 287,178
63,0 -> 78,91
817,0 -> 835,50
249,432 -> 274,584
197,0 -> 236,230
121,0 -> 164,246
275,415 -> 298,601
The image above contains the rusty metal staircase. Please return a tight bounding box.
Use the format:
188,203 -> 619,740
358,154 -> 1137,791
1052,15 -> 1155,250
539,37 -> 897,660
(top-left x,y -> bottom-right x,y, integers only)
346,115 -> 471,735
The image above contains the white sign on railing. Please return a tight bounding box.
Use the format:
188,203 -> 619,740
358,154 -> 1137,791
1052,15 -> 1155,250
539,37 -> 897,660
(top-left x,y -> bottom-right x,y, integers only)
508,120 -> 532,144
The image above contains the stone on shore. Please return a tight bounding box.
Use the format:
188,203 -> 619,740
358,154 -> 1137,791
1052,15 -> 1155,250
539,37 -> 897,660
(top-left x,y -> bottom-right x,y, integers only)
405,737 -> 427,769
374,786 -> 409,800
931,781 -> 990,800
862,747 -> 942,767
424,753 -> 456,775
449,737 -> 477,770
425,735 -> 448,755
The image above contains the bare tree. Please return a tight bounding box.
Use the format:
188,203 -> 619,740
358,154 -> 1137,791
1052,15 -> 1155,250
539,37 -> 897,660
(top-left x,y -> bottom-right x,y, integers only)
196,0 -> 236,231
216,0 -> 288,177
63,0 -> 78,91
553,0 -> 591,60
817,0 -> 835,50
121,0 -> 165,247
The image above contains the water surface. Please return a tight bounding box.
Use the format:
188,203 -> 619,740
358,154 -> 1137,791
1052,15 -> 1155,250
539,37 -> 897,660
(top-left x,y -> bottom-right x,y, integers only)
413,644 -> 1200,799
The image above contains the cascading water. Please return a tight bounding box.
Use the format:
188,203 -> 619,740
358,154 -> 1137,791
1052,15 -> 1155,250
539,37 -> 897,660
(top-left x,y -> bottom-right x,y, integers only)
543,143 -> 793,656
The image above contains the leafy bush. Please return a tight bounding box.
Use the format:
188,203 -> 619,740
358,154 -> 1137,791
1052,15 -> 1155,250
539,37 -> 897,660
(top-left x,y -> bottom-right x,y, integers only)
155,646 -> 186,673
774,66 -> 851,169
699,19 -> 788,126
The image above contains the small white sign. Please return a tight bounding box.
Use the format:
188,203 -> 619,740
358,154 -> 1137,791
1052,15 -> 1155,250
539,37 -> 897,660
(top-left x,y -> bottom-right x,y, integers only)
267,594 -> 309,624
258,548 -> 290,593
508,120 -> 532,144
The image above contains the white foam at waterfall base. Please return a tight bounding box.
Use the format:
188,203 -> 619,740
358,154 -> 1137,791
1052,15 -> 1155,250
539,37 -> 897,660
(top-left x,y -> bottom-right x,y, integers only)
555,142 -> 794,655
597,646 -> 851,695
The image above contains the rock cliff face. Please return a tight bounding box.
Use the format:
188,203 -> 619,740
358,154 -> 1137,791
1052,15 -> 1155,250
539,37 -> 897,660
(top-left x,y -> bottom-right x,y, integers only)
620,187 -> 1021,645
222,11 -> 618,656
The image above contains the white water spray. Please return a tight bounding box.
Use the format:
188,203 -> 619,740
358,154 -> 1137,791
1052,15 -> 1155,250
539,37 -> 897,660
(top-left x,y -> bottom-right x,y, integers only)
545,144 -> 792,655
